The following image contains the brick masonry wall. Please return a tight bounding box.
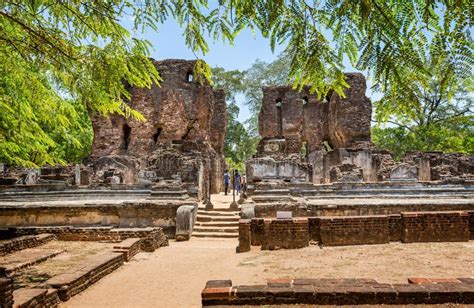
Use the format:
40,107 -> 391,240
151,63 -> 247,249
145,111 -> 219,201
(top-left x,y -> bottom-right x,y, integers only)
388,214 -> 401,242
308,217 -> 320,242
240,212 -> 471,251
0,234 -> 55,256
261,219 -> 309,250
201,277 -> 474,306
10,227 -> 168,250
468,211 -> 474,240
401,211 -> 470,243
238,220 -> 251,253
250,218 -> 265,246
0,273 -> 13,308
319,216 -> 389,246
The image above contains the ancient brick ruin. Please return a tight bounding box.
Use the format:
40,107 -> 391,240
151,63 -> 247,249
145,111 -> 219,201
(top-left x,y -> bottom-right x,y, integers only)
90,59 -> 226,199
247,73 -> 473,184
0,63 -> 473,306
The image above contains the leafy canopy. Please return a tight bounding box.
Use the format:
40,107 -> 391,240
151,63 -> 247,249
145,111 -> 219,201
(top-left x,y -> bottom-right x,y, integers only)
1,0 -> 472,166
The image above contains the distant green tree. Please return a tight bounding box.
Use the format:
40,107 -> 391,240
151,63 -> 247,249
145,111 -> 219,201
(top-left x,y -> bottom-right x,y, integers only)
212,67 -> 258,171
373,52 -> 473,158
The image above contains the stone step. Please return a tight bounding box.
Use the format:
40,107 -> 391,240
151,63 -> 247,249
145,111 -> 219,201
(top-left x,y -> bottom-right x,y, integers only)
196,216 -> 240,222
193,226 -> 238,233
197,210 -> 240,217
150,190 -> 188,195
192,232 -> 238,238
198,207 -> 240,212
195,221 -> 239,227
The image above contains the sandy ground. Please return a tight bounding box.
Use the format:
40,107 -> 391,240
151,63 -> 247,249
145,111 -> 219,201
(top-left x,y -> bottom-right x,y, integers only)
62,238 -> 474,308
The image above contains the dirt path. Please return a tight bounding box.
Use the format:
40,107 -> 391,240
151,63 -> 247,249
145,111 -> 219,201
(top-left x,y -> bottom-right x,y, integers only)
63,238 -> 474,308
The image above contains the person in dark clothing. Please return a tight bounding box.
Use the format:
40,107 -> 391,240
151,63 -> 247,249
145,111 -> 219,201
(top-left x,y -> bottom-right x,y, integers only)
223,170 -> 230,195
234,170 -> 241,195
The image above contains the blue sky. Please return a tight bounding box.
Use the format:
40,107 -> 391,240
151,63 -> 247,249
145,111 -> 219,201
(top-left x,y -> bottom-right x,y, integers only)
123,18 -> 372,123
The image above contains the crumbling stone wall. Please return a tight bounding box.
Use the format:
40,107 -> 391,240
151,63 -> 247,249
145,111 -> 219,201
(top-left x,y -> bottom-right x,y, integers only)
89,59 -> 226,196
251,73 -> 473,184
258,73 -> 371,155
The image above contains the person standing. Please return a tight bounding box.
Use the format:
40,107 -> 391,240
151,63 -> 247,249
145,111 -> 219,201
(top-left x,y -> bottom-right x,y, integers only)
234,170 -> 241,195
223,170 -> 230,195
241,174 -> 247,194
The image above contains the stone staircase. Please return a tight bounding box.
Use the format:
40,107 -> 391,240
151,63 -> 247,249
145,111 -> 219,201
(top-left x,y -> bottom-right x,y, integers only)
193,208 -> 240,238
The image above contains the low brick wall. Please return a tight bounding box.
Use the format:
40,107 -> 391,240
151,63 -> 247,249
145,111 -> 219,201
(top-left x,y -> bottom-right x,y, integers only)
401,211 -> 470,243
201,278 -> 474,306
240,211 -> 471,251
468,211 -> 474,239
13,288 -> 59,308
238,220 -> 251,253
8,226 -> 168,249
113,238 -> 143,262
261,219 -> 308,250
319,216 -> 389,246
388,214 -> 402,241
0,272 -> 13,308
0,234 -> 55,256
45,252 -> 124,301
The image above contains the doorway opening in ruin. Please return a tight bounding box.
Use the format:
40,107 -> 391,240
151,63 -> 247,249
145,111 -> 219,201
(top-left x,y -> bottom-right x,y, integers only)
122,124 -> 132,150
276,99 -> 282,136
153,127 -> 162,144
302,96 -> 309,105
186,72 -> 194,82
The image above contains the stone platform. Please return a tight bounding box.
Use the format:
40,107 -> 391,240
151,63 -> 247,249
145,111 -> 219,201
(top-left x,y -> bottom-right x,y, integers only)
242,181 -> 474,218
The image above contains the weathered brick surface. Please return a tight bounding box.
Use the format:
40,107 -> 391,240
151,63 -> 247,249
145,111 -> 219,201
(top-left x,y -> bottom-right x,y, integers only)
388,214 -> 401,242
89,59 -> 226,194
0,234 -> 55,256
238,220 -> 251,253
319,215 -> 389,246
0,274 -> 13,308
468,211 -> 474,239
250,218 -> 265,246
113,238 -> 142,261
45,252 -> 124,301
308,217 -> 320,242
202,278 -> 474,306
401,211 -> 470,243
261,219 -> 309,250
10,227 -> 168,249
12,288 -> 59,308
240,213 -> 470,251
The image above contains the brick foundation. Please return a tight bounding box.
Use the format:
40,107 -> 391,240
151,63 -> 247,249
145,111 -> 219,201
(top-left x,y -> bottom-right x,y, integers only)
113,238 -> 143,262
261,219 -> 309,250
0,234 -> 55,256
238,220 -> 251,253
45,252 -> 124,301
468,211 -> 474,239
13,288 -> 59,308
202,278 -> 474,306
240,211 -> 471,251
7,226 -> 168,250
388,214 -> 402,241
401,211 -> 470,243
319,216 -> 389,246
0,272 -> 13,308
